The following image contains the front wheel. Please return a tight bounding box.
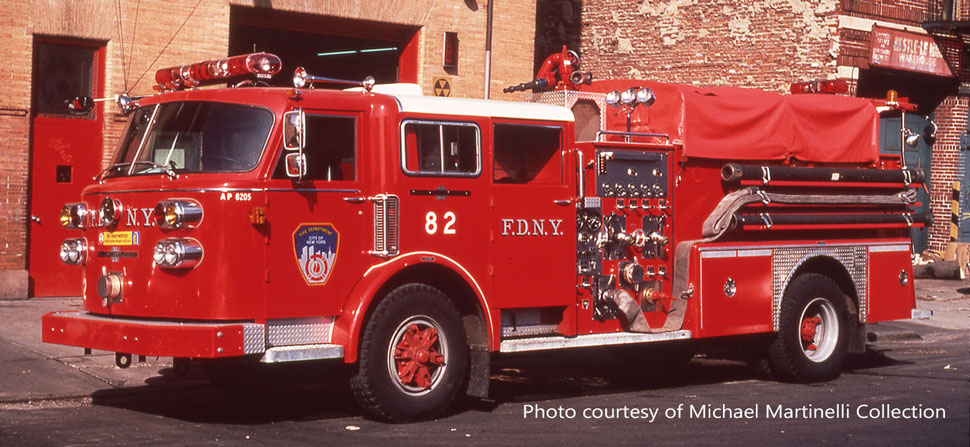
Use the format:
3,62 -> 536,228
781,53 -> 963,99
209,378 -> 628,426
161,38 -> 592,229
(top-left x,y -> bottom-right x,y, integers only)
350,284 -> 469,422
768,273 -> 849,382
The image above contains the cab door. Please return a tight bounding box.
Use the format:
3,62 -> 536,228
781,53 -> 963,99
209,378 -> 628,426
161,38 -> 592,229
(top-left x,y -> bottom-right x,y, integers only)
489,122 -> 575,310
264,109 -> 369,319
393,118 -> 490,283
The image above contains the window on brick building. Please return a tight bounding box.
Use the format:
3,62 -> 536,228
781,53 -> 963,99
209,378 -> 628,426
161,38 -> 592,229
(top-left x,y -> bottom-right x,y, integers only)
33,42 -> 95,119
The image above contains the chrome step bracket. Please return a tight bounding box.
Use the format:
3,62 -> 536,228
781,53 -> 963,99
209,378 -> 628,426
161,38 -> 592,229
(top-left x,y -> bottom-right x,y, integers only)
260,343 -> 344,363
911,309 -> 933,320
499,330 -> 691,353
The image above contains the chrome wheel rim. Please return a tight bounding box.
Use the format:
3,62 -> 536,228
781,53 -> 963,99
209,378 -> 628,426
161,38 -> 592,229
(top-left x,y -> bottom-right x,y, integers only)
798,297 -> 839,363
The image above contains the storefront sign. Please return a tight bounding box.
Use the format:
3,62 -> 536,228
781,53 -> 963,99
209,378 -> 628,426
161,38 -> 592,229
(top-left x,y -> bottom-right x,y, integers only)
870,26 -> 952,77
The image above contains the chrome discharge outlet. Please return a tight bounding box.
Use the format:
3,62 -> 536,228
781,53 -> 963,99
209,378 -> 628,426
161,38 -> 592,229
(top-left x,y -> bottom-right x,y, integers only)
97,273 -> 124,306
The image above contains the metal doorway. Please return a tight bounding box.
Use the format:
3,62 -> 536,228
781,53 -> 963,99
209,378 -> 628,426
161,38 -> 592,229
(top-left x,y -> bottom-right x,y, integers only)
28,39 -> 105,296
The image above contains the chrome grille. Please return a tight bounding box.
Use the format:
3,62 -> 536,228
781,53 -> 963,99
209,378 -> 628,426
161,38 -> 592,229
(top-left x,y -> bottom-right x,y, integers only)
370,194 -> 399,258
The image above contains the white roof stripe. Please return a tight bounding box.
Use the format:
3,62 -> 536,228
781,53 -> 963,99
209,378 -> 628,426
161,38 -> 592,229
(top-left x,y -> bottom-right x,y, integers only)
389,94 -> 575,122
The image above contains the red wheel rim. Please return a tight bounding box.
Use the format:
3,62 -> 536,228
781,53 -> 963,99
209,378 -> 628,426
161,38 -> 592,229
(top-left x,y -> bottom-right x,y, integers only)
387,316 -> 448,395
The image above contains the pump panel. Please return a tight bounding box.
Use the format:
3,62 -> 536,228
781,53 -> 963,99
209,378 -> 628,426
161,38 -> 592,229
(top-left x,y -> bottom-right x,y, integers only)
596,150 -> 668,198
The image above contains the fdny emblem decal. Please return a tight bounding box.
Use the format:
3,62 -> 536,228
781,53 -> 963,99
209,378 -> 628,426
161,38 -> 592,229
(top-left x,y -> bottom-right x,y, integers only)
293,224 -> 339,286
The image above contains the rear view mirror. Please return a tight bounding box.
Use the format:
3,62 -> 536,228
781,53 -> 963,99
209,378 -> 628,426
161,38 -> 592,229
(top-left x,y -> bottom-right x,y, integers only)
285,153 -> 306,178
283,110 -> 304,150
67,96 -> 94,114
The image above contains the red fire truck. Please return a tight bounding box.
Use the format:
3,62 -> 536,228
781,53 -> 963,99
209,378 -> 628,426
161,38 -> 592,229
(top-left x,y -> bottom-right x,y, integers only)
43,51 -> 926,422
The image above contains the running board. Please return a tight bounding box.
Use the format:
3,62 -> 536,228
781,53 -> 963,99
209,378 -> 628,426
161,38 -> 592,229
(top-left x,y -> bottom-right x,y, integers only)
499,330 -> 691,353
260,344 -> 344,363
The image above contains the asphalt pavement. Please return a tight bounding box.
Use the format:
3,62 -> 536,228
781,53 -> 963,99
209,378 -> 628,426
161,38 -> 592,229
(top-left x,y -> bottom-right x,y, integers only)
0,280 -> 967,445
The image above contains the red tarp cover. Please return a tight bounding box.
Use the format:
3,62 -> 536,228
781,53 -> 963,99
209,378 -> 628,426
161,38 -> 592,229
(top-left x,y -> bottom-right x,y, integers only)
589,80 -> 880,163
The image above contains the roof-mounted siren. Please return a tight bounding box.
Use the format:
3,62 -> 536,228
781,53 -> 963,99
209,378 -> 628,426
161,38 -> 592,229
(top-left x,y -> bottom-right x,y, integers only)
292,67 -> 375,92
153,52 -> 282,91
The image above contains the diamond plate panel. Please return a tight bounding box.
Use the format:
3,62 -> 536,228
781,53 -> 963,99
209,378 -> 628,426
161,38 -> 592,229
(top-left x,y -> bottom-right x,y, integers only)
501,324 -> 560,339
772,245 -> 868,330
266,317 -> 335,347
242,323 -> 266,354
526,90 -> 607,131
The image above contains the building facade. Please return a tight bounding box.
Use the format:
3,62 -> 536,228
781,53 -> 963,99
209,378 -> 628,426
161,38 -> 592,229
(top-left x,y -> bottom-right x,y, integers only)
0,0 -> 538,298
538,0 -> 967,254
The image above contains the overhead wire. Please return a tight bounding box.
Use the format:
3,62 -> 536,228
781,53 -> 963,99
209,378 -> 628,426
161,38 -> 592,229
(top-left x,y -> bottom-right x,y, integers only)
126,0 -> 141,93
130,0 -> 204,91
114,0 -> 128,91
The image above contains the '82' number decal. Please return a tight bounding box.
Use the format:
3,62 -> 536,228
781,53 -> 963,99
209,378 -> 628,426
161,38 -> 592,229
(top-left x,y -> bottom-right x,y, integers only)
425,211 -> 456,235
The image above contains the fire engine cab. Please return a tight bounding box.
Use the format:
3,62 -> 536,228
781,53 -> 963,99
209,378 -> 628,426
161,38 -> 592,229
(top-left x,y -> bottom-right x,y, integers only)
43,51 -> 926,422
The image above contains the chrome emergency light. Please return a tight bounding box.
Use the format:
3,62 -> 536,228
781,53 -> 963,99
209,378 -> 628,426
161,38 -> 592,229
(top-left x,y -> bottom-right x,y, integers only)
606,87 -> 656,108
153,199 -> 203,229
153,238 -> 203,269
100,197 -> 123,227
154,52 -> 282,91
59,203 -> 89,229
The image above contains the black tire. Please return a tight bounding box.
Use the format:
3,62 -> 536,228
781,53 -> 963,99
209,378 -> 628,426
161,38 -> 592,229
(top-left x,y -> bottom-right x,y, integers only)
768,273 -> 849,382
350,284 -> 469,422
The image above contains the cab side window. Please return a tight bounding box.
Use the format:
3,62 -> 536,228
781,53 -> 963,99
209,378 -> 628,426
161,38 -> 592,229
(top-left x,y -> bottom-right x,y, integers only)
401,120 -> 480,176
275,114 -> 356,180
492,123 -> 562,184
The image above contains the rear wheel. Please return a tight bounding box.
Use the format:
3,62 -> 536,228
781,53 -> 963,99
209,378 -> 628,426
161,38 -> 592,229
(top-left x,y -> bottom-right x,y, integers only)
350,284 -> 469,422
768,273 -> 849,382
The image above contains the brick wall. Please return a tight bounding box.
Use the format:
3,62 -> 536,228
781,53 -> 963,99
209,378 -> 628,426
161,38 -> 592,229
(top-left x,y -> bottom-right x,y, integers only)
573,0 -> 840,93
840,0 -> 934,25
928,96 -> 969,250
0,0 -> 32,284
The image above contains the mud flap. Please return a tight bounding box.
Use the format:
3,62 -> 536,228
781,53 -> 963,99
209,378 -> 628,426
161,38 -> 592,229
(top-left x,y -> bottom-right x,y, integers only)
466,344 -> 490,398
848,322 -> 866,354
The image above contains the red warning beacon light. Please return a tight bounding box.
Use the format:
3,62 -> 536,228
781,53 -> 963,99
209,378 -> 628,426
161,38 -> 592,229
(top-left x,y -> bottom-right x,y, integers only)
153,52 -> 282,91
789,79 -> 848,95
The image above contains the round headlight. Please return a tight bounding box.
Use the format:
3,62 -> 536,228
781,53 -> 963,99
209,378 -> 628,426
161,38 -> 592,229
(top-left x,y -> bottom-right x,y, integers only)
68,242 -> 81,263
154,238 -> 203,269
620,88 -> 636,105
153,242 -> 166,265
605,90 -> 621,107
100,197 -> 122,227
59,239 -> 86,265
59,241 -> 71,263
164,242 -> 180,266
636,87 -> 656,106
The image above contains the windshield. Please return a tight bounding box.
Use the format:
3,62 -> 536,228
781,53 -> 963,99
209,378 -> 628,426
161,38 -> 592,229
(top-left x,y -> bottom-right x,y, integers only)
106,102 -> 274,178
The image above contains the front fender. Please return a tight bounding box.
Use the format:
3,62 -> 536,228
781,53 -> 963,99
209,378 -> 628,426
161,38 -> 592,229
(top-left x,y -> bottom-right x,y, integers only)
332,251 -> 495,363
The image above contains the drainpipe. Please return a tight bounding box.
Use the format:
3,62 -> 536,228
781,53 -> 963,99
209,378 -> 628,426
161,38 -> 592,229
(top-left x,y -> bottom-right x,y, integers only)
484,0 -> 494,99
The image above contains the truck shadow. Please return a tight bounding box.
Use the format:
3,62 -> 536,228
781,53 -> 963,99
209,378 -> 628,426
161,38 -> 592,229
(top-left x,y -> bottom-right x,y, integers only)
89,344 -> 912,424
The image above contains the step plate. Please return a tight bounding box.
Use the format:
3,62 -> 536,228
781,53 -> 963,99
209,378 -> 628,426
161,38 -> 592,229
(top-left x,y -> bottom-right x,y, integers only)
499,330 -> 691,353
